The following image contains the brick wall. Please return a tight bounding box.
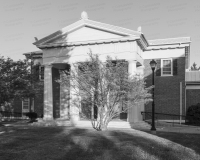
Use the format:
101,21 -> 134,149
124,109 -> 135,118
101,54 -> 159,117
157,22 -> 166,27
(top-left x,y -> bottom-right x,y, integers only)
34,81 -> 44,118
12,67 -> 61,119
144,57 -> 186,118
13,98 -> 22,113
186,89 -> 200,111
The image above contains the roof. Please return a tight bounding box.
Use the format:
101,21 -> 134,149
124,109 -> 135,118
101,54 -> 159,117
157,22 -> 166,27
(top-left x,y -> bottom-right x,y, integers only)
33,12 -> 191,51
33,11 -> 148,49
148,37 -> 191,46
36,36 -> 140,49
23,50 -> 43,59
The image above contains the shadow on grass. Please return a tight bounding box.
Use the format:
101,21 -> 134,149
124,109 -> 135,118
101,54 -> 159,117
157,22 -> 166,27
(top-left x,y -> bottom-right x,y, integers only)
153,131 -> 200,156
0,126 -> 199,160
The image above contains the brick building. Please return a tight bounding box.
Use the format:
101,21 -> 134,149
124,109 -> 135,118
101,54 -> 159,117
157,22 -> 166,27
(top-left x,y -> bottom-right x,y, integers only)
13,12 -> 200,123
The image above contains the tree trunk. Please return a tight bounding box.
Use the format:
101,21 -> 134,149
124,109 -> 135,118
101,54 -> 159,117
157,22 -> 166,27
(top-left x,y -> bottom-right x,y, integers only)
91,107 -> 110,131
99,122 -> 108,131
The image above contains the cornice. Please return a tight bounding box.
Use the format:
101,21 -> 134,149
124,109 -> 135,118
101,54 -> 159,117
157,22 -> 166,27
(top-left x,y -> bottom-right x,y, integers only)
37,36 -> 140,49
145,37 -> 191,51
148,37 -> 191,46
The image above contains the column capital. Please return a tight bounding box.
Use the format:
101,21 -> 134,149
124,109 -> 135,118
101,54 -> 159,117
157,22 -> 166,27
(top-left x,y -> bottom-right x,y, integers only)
128,60 -> 137,76
128,60 -> 137,63
43,64 -> 53,68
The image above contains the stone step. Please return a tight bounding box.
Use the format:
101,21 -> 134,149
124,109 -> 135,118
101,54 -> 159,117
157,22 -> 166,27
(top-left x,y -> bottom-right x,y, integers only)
56,120 -> 132,128
76,120 -> 132,129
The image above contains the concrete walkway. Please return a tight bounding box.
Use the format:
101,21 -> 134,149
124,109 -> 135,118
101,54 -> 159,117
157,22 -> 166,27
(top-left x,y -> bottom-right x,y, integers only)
156,125 -> 200,134
133,124 -> 200,134
1,119 -> 200,134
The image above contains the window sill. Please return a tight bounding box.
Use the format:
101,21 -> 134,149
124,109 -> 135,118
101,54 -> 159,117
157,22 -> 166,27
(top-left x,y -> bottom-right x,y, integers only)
161,75 -> 173,77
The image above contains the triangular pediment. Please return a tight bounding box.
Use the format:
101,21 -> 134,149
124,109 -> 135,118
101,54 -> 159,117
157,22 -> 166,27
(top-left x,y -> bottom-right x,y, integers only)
34,18 -> 141,46
47,26 -> 127,44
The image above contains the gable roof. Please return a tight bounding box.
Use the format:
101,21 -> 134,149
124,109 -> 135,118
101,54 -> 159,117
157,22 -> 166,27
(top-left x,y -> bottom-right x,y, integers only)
33,12 -> 147,48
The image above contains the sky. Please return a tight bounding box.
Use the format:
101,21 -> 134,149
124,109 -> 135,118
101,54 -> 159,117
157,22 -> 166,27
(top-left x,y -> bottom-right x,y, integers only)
0,0 -> 200,67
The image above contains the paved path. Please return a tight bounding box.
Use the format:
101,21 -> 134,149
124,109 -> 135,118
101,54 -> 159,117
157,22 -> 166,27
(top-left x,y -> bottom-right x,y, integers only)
133,124 -> 200,134
1,120 -> 200,134
156,126 -> 200,134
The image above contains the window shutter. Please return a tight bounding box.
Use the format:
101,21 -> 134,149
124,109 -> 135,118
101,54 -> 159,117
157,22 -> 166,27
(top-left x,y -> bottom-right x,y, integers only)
173,59 -> 178,75
39,66 -> 44,80
156,59 -> 161,76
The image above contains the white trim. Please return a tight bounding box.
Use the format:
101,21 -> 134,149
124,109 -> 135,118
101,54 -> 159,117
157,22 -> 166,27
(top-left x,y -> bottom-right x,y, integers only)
148,37 -> 191,46
22,98 -> 30,115
37,36 -> 140,48
39,66 -> 44,81
185,81 -> 186,116
31,98 -> 34,112
186,85 -> 200,89
157,120 -> 186,123
143,48 -> 185,59
161,58 -> 173,76
180,82 -> 182,124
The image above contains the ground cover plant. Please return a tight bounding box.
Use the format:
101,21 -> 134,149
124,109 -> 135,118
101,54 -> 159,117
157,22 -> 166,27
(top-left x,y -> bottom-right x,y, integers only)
0,125 -> 199,160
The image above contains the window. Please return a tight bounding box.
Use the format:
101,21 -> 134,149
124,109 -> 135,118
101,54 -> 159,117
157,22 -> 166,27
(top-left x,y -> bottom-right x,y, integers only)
161,59 -> 172,76
22,98 -> 29,114
39,66 -> 44,80
22,98 -> 34,115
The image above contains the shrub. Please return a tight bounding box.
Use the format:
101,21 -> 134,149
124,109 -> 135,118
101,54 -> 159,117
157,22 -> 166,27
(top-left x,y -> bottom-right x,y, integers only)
26,112 -> 38,122
186,103 -> 200,125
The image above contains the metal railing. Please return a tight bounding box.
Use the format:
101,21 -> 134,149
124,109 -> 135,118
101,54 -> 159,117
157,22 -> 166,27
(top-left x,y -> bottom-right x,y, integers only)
141,111 -> 200,127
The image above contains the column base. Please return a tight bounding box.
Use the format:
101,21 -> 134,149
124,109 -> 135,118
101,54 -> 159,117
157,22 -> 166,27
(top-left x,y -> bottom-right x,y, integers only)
43,117 -> 54,121
70,114 -> 80,126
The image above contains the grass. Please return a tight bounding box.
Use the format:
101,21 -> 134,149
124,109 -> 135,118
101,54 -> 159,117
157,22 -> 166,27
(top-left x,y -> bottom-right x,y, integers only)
0,125 -> 200,160
155,131 -> 200,156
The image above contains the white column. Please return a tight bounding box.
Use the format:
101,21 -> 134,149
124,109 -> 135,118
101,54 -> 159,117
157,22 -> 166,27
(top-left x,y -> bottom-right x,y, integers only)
136,65 -> 145,122
60,70 -> 70,119
128,60 -> 138,123
43,64 -> 53,120
136,65 -> 145,78
180,82 -> 182,124
69,64 -> 80,119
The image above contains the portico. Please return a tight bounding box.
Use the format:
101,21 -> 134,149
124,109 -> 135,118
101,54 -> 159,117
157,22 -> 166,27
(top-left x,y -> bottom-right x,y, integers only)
34,12 -> 148,123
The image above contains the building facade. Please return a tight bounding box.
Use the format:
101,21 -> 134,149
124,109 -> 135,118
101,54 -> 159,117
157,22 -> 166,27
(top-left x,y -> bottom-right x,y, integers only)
14,12 -> 198,123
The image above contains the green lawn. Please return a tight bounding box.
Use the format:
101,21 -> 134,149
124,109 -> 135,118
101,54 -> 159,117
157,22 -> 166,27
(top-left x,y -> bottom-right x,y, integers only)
0,125 -> 199,160
155,131 -> 200,156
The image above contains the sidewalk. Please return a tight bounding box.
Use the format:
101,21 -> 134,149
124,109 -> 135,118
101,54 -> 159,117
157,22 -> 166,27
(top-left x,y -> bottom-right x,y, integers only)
1,119 -> 200,134
156,125 -> 200,134
134,124 -> 200,134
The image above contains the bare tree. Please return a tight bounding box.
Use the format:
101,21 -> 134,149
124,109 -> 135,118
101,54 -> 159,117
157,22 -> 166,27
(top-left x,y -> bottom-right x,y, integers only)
60,52 -> 152,131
